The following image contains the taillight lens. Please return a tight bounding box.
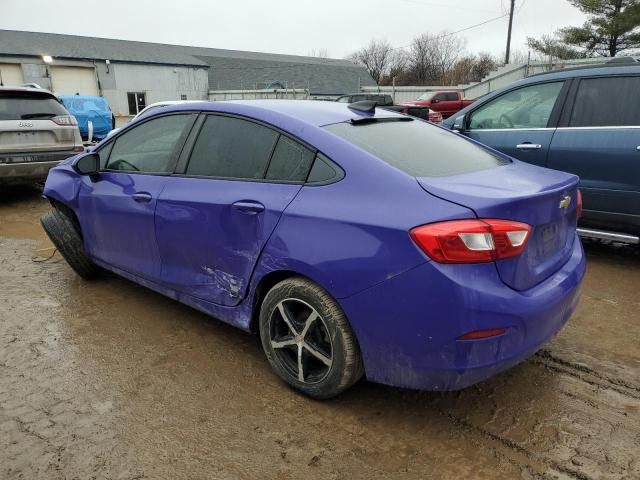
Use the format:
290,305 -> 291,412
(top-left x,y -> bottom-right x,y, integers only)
410,219 -> 532,264
576,189 -> 582,219
52,115 -> 78,126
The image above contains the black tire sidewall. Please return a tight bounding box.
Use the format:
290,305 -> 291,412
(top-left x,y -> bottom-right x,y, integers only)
259,278 -> 361,399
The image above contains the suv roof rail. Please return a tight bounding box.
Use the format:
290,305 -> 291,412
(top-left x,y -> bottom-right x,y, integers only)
527,60 -> 640,78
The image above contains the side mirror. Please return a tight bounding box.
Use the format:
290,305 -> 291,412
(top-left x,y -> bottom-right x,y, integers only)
73,153 -> 100,176
432,98 -> 440,104
452,114 -> 467,132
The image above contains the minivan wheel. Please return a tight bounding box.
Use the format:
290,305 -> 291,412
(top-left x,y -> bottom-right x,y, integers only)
40,208 -> 99,280
259,277 -> 364,399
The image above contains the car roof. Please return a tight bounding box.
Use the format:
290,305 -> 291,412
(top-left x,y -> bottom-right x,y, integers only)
160,99 -> 403,127
0,86 -> 56,95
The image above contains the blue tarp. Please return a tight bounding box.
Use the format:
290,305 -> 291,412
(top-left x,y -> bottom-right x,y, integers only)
60,95 -> 114,141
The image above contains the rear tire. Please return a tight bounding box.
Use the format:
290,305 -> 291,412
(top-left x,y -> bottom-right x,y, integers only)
259,277 -> 364,399
40,208 -> 99,280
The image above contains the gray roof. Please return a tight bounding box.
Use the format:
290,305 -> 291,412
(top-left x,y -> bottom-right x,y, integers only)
0,30 -> 376,94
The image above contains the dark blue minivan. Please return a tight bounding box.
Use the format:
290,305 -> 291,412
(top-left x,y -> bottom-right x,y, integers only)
443,61 -> 640,245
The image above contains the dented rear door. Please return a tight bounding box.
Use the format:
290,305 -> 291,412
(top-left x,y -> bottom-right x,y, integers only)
155,177 -> 301,306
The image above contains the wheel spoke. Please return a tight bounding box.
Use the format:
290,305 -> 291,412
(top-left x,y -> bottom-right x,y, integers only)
303,342 -> 332,367
277,302 -> 298,335
297,345 -> 304,381
300,310 -> 319,339
271,338 -> 296,349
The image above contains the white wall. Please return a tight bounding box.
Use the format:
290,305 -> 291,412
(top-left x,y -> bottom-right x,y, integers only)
102,63 -> 209,118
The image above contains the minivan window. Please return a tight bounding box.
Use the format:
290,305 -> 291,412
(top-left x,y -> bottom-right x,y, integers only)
469,81 -> 564,130
325,120 -> 508,177
265,136 -> 315,182
106,114 -> 193,173
569,76 -> 640,127
0,91 -> 68,120
186,115 -> 278,179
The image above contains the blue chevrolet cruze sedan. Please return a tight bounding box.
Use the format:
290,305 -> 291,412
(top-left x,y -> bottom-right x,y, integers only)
41,100 -> 586,398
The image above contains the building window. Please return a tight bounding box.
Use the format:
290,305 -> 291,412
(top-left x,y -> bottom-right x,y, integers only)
127,92 -> 147,115
180,94 -> 187,101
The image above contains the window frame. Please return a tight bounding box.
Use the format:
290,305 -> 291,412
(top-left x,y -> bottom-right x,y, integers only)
127,92 -> 147,116
97,112 -> 199,176
176,112 -> 341,185
465,79 -> 571,131
557,74 -> 640,129
94,110 -> 345,186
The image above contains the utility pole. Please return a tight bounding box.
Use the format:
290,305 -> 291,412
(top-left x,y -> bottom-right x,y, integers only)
505,0 -> 516,64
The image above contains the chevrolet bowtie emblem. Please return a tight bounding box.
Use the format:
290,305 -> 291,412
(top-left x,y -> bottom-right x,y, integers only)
559,196 -> 572,209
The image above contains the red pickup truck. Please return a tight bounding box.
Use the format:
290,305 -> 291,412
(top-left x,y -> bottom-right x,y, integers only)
402,90 -> 474,119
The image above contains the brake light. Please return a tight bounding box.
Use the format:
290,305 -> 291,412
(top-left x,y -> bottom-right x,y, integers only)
410,219 -> 532,264
576,190 -> 582,219
51,115 -> 78,126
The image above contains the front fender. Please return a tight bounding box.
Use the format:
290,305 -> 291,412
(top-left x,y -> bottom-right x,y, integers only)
43,161 -> 82,209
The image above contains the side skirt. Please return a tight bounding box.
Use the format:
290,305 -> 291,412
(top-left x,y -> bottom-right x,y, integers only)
93,258 -> 254,332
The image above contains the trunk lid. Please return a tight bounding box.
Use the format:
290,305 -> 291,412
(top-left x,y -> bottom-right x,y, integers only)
417,161 -> 580,291
0,119 -> 77,154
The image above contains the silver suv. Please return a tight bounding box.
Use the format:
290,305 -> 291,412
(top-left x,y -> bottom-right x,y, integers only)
0,86 -> 84,185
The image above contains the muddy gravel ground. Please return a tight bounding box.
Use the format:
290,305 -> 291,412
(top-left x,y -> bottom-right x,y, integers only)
1,185 -> 639,480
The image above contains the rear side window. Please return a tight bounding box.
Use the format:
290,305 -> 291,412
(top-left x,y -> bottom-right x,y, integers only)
570,76 -> 640,127
0,92 -> 68,120
325,120 -> 508,177
265,136 -> 315,182
106,114 -> 193,173
186,115 -> 278,179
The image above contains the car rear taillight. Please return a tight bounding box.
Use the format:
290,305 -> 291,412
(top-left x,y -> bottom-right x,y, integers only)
576,189 -> 582,219
51,115 -> 78,126
410,219 -> 532,264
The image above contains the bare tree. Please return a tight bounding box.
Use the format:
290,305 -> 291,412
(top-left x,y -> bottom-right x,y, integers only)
407,32 -> 467,85
309,48 -> 329,58
348,39 -> 396,84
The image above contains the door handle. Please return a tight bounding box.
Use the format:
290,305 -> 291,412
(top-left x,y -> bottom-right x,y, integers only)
516,143 -> 542,150
232,200 -> 265,215
132,192 -> 153,203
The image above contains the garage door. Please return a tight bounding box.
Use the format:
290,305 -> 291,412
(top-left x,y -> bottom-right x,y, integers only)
0,64 -> 24,86
50,66 -> 99,96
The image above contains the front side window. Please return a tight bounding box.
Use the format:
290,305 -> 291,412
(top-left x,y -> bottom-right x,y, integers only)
265,136 -> 315,182
570,76 -> 640,127
325,119 -> 508,177
336,96 -> 350,103
469,81 -> 564,130
445,93 -> 459,101
186,115 -> 278,179
106,114 -> 193,173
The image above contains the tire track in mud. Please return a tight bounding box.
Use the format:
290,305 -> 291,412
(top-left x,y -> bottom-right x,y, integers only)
435,349 -> 640,479
534,349 -> 640,400
442,411 -> 595,480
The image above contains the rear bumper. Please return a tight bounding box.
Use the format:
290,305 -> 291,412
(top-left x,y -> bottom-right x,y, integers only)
0,150 -> 79,181
340,234 -> 586,391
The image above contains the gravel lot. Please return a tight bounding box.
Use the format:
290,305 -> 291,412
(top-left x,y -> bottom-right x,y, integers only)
1,185 -> 639,480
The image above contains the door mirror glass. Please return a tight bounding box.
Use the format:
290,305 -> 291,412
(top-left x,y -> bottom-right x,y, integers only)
452,115 -> 466,131
74,153 -> 100,176
432,98 -> 440,104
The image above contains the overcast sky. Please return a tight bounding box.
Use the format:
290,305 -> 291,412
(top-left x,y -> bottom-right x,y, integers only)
1,0 -> 587,59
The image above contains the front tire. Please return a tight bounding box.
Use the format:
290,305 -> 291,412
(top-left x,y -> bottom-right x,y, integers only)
259,277 -> 364,399
40,208 -> 99,280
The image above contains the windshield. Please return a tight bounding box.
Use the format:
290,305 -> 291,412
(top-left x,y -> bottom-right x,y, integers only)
417,92 -> 435,101
0,91 -> 68,120
324,120 -> 508,177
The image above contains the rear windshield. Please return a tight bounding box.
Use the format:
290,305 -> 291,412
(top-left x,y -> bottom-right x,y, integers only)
324,120 -> 509,177
0,92 -> 68,121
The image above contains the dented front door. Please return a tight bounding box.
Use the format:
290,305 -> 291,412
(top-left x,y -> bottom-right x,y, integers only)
155,177 -> 302,306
